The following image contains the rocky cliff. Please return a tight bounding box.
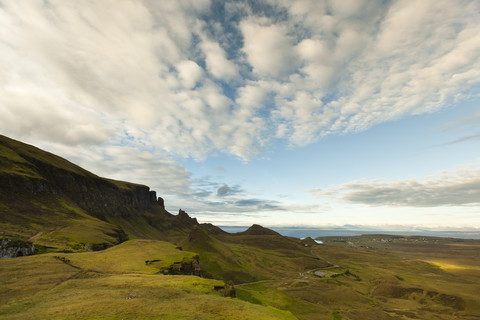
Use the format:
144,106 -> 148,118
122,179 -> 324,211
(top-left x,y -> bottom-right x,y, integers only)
0,134 -> 198,250
0,238 -> 35,258
0,135 -> 164,218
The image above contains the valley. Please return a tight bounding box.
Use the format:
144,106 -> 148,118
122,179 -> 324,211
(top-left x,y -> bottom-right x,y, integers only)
1,135 -> 480,319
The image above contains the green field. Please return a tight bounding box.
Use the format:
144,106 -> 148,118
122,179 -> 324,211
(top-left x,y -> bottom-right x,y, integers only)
2,234 -> 480,319
236,234 -> 480,320
0,239 -> 295,320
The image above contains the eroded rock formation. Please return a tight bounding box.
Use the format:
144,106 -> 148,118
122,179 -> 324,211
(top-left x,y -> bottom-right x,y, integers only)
162,255 -> 201,276
0,238 -> 35,258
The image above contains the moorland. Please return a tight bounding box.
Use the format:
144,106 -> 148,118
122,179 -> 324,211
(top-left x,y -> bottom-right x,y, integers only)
1,134 -> 479,319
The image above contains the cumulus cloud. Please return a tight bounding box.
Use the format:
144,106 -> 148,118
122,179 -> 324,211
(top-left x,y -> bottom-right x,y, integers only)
176,60 -> 204,89
310,166 -> 480,207
200,39 -> 239,81
240,18 -> 298,78
1,0 -> 479,160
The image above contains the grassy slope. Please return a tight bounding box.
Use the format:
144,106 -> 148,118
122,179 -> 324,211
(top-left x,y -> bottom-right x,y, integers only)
0,239 -> 296,320
0,190 -> 123,251
0,135 -> 130,249
107,209 -> 197,244
180,226 -> 330,284
3,136 -> 480,319
2,226 -> 479,319
0,135 -> 91,178
236,235 -> 480,320
0,135 -> 196,250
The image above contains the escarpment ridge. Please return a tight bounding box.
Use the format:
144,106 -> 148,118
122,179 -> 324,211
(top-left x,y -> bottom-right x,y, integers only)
0,134 -> 197,250
0,134 -> 164,217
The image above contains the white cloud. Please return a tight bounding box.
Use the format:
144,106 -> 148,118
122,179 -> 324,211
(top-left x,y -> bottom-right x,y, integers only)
1,0 -> 480,222
310,166 -> 480,207
176,60 -> 204,89
2,0 -> 479,160
200,39 -> 239,80
240,18 -> 298,78
328,0 -> 480,134
235,85 -> 267,109
0,0 -> 265,162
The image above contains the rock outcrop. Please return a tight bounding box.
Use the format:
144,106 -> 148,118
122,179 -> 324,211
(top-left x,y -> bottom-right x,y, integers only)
178,209 -> 198,225
0,238 -> 35,258
162,255 -> 201,276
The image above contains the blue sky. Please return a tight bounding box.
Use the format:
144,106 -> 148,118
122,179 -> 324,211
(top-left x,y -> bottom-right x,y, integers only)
1,0 -> 479,229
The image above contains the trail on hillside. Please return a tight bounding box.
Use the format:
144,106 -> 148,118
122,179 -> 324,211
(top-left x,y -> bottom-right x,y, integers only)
28,232 -> 43,241
236,264 -> 340,287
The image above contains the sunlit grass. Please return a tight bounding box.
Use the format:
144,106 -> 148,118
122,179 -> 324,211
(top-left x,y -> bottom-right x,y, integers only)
0,241 -> 296,320
426,260 -> 480,272
62,239 -> 197,274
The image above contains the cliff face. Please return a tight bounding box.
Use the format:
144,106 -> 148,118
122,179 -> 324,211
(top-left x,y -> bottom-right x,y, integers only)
0,135 -> 164,218
0,135 -> 197,249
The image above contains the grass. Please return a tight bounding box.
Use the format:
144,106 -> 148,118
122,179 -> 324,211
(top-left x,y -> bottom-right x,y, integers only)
181,226 -> 329,283
2,232 -> 480,319
1,134 -> 193,251
426,260 -> 480,272
2,135 -> 480,318
1,270 -> 296,320
59,239 -> 197,274
0,240 -> 296,320
219,235 -> 480,319
0,134 -> 95,178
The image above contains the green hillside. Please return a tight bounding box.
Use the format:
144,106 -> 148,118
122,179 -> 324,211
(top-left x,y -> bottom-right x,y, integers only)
0,134 -> 197,251
0,239 -> 295,320
181,225 -> 330,283
1,135 -> 480,319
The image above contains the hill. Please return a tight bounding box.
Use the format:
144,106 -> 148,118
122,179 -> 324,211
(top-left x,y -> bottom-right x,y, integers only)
0,134 -> 197,251
0,239 -> 295,319
180,225 -> 329,283
1,135 -> 480,319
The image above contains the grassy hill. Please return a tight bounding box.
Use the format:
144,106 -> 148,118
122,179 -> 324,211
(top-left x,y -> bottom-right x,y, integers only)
1,135 -> 480,319
180,225 -> 330,283
0,239 -> 296,319
0,134 -> 197,251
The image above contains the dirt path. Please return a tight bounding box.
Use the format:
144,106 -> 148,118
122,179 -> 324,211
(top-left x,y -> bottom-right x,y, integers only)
28,232 -> 43,241
237,265 -> 341,287
236,278 -> 291,287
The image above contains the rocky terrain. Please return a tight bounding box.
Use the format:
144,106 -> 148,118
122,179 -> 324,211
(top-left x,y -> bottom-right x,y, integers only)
0,238 -> 35,258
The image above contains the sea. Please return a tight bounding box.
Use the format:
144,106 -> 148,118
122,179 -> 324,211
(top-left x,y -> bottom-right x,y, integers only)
218,226 -> 480,240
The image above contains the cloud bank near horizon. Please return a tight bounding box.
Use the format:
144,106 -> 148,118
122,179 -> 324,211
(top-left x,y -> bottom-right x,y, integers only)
309,166 -> 480,207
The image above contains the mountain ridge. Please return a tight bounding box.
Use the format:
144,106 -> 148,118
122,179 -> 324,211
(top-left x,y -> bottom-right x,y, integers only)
2,134 -> 480,320
0,134 -> 197,250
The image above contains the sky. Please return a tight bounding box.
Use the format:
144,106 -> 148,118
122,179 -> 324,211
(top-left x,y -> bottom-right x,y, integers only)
1,0 -> 480,230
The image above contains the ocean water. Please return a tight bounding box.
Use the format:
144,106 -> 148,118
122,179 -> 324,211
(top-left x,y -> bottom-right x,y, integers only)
218,226 -> 480,240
